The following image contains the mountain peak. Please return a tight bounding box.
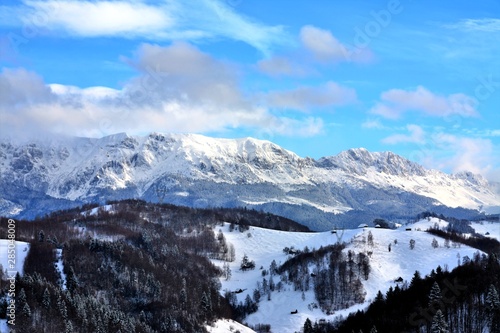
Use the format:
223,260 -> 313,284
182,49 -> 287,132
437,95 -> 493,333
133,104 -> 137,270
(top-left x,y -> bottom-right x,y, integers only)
318,148 -> 427,177
1,132 -> 499,222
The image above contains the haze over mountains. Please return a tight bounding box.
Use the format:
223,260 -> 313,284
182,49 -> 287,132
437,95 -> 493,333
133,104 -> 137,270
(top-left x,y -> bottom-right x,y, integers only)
1,132 -> 499,230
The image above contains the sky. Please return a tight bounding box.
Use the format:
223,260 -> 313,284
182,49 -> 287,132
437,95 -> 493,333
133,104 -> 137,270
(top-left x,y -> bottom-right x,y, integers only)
0,0 -> 499,181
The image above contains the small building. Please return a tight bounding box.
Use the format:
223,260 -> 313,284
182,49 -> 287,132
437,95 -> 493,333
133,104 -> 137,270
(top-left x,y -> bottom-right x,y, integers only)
357,223 -> 369,228
375,224 -> 381,228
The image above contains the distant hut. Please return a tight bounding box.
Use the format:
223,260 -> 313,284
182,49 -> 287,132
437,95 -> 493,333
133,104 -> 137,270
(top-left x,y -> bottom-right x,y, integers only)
375,224 -> 381,228
357,223 -> 369,228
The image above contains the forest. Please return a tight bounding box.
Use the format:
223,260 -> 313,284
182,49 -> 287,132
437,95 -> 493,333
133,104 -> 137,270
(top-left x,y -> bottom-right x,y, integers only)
0,200 -> 308,332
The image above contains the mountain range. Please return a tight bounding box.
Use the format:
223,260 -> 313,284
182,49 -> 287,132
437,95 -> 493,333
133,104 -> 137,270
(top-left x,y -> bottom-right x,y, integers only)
1,132 -> 499,230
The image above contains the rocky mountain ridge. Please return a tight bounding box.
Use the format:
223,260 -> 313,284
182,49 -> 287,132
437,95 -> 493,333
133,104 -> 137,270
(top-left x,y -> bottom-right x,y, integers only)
1,132 -> 498,230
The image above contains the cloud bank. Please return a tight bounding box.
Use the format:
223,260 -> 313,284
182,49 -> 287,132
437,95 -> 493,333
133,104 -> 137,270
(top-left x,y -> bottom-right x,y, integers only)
370,86 -> 478,119
0,43 -> 326,138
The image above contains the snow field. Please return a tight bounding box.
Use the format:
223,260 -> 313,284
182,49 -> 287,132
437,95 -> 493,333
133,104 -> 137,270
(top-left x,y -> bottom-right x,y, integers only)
212,218 -> 483,332
0,239 -> 30,276
55,248 -> 67,290
206,319 -> 257,333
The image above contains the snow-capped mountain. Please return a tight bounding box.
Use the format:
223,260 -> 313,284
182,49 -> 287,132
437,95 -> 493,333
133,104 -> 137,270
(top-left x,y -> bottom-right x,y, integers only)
1,132 -> 498,229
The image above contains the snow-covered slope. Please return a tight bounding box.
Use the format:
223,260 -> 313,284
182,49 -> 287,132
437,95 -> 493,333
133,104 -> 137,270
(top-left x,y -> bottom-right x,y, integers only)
211,218 -> 485,332
1,132 -> 498,229
206,319 -> 256,333
0,240 -> 29,276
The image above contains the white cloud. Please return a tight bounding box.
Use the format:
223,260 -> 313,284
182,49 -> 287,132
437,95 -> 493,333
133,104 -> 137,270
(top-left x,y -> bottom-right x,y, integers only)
445,18 -> 500,33
361,119 -> 385,129
382,124 -> 425,144
256,56 -> 308,77
427,133 -> 494,176
0,44 -> 324,138
267,81 -> 357,112
299,25 -> 373,63
0,67 -> 55,106
23,0 -> 172,38
370,86 -> 479,119
6,0 -> 289,54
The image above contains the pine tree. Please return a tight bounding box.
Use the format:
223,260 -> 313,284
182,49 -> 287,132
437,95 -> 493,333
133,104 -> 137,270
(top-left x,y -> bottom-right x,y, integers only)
486,284 -> 500,310
66,266 -> 78,292
58,295 -> 68,319
180,278 -> 187,307
38,230 -> 45,242
18,288 -> 27,305
428,282 -> 443,308
432,238 -> 439,249
431,310 -> 449,333
410,270 -> 422,287
486,284 -> 500,332
303,318 -> 314,333
201,292 -> 211,315
367,231 -> 374,247
21,302 -> 31,318
42,288 -> 51,309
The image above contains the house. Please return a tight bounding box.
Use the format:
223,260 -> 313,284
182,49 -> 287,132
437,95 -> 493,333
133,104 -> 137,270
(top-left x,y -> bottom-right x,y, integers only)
406,228 -> 412,231
375,224 -> 381,228
357,223 -> 369,228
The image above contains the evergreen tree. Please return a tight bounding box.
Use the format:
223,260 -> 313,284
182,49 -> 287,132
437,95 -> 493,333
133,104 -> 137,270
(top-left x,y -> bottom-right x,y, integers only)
241,254 -> 255,271
200,292 -> 211,315
409,239 -> 416,250
431,310 -> 449,333
38,230 -> 45,242
66,266 -> 78,292
367,231 -> 374,247
428,282 -> 443,308
410,271 -> 422,287
486,284 -> 500,332
57,295 -> 68,319
303,318 -> 314,333
180,278 -> 187,307
432,238 -> 439,249
18,288 -> 27,305
42,288 -> 51,309
21,302 -> 31,318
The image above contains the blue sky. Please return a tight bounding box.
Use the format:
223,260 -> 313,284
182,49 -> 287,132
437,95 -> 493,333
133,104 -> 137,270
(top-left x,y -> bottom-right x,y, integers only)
0,0 -> 499,180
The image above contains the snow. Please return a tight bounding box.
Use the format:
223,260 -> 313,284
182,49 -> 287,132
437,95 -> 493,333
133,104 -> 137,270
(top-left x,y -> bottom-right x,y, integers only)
470,220 -> 500,241
55,248 -> 67,290
0,239 -> 30,276
206,319 -> 256,333
211,218 -> 482,332
84,204 -> 113,216
0,319 -> 8,333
